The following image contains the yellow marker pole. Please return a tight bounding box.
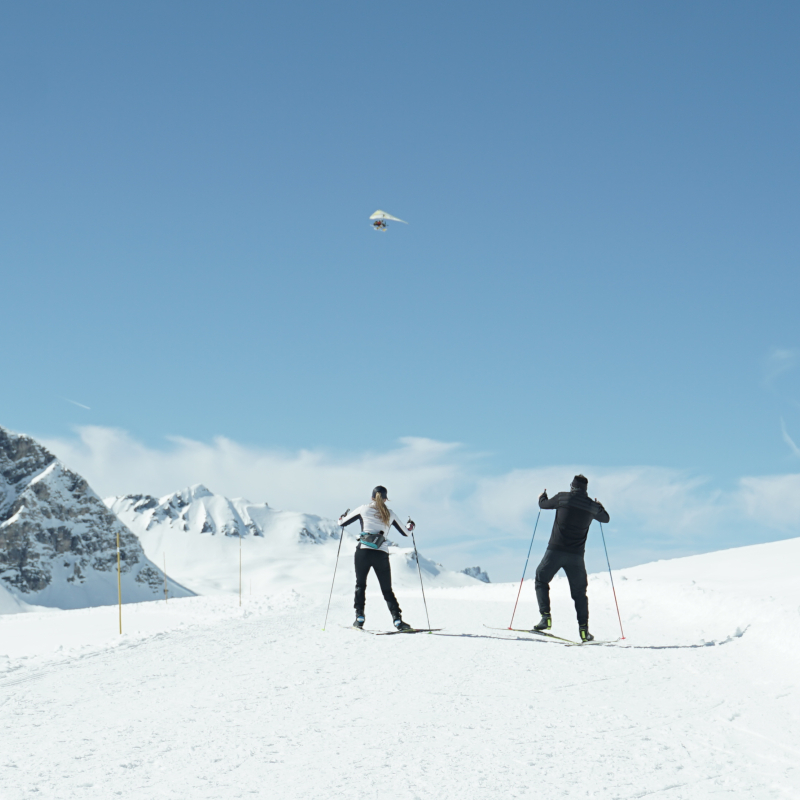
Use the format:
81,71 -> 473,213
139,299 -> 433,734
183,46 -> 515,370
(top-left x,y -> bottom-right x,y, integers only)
239,533 -> 242,607
116,529 -> 122,634
164,553 -> 168,603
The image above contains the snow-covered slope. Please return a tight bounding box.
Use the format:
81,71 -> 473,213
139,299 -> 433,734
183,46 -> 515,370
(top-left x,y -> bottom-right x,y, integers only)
107,485 -> 483,596
0,536 -> 797,799
0,426 -> 193,609
0,580 -> 35,615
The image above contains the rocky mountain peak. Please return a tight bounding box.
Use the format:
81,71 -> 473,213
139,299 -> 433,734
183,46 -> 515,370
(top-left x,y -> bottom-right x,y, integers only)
461,566 -> 490,583
170,484 -> 214,506
0,427 -> 56,516
0,425 -> 192,608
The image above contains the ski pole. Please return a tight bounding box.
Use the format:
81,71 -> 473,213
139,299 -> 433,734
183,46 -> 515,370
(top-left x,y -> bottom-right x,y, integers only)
410,528 -> 432,631
598,521 -> 625,640
509,510 -> 540,629
322,509 -> 348,631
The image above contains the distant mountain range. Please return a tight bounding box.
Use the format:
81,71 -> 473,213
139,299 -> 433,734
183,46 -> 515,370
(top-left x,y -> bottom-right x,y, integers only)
0,426 -> 193,609
0,424 -> 488,613
108,484 -> 486,596
109,483 -> 339,545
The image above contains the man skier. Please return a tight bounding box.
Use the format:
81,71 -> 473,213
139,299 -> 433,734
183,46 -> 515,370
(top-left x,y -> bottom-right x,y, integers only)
534,474 -> 609,642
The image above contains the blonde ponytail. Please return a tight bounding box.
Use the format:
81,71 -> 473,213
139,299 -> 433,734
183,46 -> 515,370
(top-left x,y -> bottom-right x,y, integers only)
371,493 -> 391,526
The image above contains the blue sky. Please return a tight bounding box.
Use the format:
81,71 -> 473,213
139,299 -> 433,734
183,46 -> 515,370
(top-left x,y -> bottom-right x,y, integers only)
2,3 -> 799,579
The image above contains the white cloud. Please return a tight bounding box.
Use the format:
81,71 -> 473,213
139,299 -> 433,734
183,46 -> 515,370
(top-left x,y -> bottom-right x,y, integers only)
64,398 -> 91,411
38,426 -> 800,581
40,426 -> 469,519
473,466 -> 719,539
780,418 -> 800,458
765,348 -> 797,386
737,473 -> 800,532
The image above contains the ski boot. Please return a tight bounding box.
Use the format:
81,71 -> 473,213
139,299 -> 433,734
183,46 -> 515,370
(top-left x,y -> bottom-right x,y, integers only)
579,625 -> 594,642
394,618 -> 413,631
353,615 -> 365,629
533,613 -> 552,631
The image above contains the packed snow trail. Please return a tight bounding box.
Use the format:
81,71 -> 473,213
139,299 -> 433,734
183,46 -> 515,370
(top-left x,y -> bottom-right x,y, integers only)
1,539 -> 799,799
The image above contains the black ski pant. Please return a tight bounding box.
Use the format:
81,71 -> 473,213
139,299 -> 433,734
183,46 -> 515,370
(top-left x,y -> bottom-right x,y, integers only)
534,548 -> 589,627
354,546 -> 402,619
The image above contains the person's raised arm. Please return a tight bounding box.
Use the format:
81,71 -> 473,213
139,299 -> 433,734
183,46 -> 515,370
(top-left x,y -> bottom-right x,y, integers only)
594,499 -> 610,524
539,489 -> 558,509
339,506 -> 365,528
390,510 -> 410,537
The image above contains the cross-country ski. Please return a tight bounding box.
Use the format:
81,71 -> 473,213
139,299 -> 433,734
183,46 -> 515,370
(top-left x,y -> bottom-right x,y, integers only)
374,627 -> 442,635
343,625 -> 442,635
484,625 -> 581,644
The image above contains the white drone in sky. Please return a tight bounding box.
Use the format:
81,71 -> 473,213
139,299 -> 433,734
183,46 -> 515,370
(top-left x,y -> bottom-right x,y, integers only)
370,210 -> 408,232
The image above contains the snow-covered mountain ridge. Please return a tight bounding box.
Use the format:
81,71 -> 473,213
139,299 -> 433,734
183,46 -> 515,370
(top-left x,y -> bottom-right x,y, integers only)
107,485 -> 485,596
0,426 -> 192,609
111,483 -> 338,543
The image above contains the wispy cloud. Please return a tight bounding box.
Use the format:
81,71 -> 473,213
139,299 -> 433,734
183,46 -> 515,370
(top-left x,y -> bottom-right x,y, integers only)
780,418 -> 800,458
764,348 -> 797,386
64,398 -> 91,411
737,472 -> 800,532
37,426 -> 800,580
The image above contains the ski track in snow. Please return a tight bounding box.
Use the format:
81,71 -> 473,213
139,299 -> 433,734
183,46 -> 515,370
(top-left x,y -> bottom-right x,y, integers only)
1,541 -> 799,799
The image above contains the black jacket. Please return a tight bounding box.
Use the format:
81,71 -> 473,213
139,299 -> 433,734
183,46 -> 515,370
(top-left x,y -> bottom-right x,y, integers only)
538,489 -> 610,554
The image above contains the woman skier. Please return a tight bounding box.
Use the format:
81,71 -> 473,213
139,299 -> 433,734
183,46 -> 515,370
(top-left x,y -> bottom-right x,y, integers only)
339,486 -> 415,630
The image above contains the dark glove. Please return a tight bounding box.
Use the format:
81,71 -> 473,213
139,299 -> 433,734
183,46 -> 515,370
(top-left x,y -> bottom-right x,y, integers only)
406,518 -> 416,533
338,508 -> 350,523
539,490 -> 548,501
